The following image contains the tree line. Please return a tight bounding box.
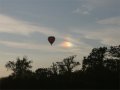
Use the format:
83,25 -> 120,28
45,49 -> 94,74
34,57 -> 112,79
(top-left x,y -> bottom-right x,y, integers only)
0,45 -> 120,89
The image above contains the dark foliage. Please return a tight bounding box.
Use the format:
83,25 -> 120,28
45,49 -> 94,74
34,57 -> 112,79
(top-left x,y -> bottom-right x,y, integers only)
0,45 -> 119,89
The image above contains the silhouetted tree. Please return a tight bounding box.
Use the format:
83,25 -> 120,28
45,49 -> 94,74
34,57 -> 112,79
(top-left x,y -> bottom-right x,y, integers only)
51,63 -> 58,75
5,56 -> 32,78
104,45 -> 120,72
109,45 -> 120,59
82,46 -> 119,89
35,68 -> 52,80
104,59 -> 119,72
1,45 -> 119,89
82,47 -> 107,71
56,55 -> 80,74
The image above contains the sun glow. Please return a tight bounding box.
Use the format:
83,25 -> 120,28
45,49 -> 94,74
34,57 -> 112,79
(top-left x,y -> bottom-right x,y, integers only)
60,41 -> 73,48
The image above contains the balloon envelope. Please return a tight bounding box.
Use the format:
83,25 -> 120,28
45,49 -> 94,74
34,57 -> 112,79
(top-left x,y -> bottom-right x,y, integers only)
48,36 -> 55,45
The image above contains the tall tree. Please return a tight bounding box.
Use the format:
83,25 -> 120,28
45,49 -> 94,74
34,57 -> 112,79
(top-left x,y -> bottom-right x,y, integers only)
5,56 -> 32,77
35,68 -> 52,80
51,63 -> 58,75
105,45 -> 120,72
109,45 -> 120,59
82,47 -> 107,71
82,46 -> 120,72
56,55 -> 80,74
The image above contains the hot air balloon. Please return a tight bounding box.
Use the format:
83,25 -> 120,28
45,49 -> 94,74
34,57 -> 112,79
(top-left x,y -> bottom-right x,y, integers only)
48,36 -> 55,45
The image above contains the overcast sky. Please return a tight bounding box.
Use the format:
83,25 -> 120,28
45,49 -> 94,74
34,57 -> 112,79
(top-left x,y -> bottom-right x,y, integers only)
0,0 -> 120,77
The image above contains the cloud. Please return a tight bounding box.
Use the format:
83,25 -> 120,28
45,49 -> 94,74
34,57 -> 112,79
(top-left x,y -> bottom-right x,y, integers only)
85,29 -> 120,46
0,40 -> 44,50
73,8 -> 90,15
0,14 -> 57,36
73,0 -> 106,15
83,0 -> 119,8
0,40 -> 61,52
71,28 -> 120,46
0,14 -> 91,55
74,0 -> 120,16
0,39 -> 85,54
0,14 -> 73,44
97,17 -> 120,25
73,5 -> 92,15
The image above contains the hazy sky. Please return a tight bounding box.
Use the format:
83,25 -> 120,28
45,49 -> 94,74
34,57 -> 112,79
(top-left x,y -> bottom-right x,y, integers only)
0,0 -> 120,77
